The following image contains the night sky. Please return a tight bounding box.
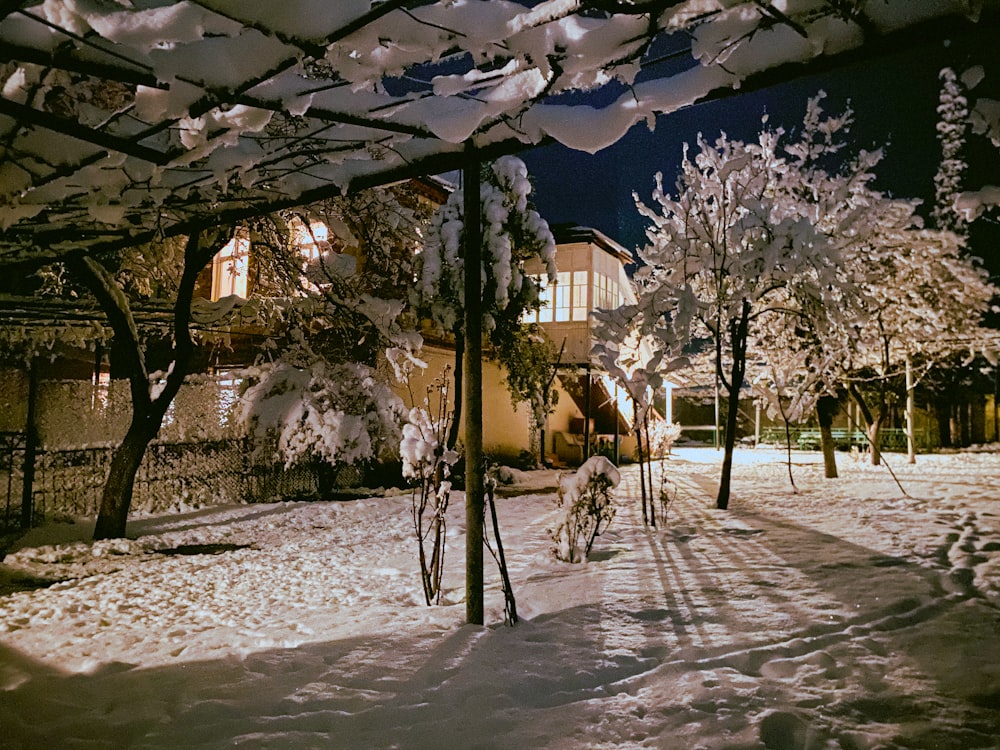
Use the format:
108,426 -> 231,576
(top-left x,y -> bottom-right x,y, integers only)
521,24 -> 1000,274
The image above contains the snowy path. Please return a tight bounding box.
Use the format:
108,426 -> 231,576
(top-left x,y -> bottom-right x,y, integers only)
1,448 -> 999,748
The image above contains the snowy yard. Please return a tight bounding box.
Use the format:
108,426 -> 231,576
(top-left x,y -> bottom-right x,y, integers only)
1,447 -> 999,749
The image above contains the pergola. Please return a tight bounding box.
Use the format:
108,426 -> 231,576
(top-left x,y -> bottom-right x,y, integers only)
0,0 -> 991,622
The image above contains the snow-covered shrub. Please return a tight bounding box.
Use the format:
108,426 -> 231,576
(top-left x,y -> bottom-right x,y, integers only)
238,359 -> 404,471
401,372 -> 459,605
551,456 -> 620,563
648,421 -> 683,458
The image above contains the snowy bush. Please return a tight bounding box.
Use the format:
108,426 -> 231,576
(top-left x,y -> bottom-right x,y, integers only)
238,359 -> 404,471
400,372 -> 459,605
648,421 -> 683,458
551,456 -> 620,563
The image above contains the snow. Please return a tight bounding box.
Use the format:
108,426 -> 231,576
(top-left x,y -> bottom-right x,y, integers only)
558,454 -> 622,502
1,0 -> 986,262
2,447 -> 999,749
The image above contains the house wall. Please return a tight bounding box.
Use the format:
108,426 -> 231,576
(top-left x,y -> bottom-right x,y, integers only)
388,343 -> 532,460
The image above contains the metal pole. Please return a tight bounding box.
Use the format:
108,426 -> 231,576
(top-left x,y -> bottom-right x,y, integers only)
463,145 -> 485,626
20,359 -> 38,529
613,382 -> 620,464
905,355 -> 916,463
583,364 -> 591,461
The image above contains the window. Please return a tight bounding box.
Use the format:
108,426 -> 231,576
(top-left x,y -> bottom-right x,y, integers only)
593,271 -> 621,310
211,235 -> 250,300
554,271 -> 590,322
525,270 -> 591,323
537,278 -> 554,322
572,270 -> 587,320
555,271 -> 571,321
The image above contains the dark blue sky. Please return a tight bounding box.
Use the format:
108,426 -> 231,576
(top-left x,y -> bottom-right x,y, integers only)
522,26 -> 999,266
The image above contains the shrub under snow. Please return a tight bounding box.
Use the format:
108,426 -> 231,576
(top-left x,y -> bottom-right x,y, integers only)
238,360 -> 404,470
551,456 -> 621,563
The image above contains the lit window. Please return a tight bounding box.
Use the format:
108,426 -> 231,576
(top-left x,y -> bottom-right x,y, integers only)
593,271 -> 621,310
294,220 -> 330,263
211,236 -> 250,300
555,271 -> 572,321
521,275 -> 554,323
538,278 -> 554,322
573,270 -> 588,320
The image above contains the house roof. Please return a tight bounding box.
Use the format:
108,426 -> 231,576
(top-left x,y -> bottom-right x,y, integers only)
0,2 -> 991,270
551,224 -> 633,265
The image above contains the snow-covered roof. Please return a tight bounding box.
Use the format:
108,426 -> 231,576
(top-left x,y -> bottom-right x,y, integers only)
552,224 -> 631,264
0,1 -> 993,268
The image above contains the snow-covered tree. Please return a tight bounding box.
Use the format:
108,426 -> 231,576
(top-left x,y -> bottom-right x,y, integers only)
844,225 -> 996,463
627,101 -> 846,510
591,324 -> 668,526
415,156 -> 556,449
933,67 -> 970,235
69,228 -> 238,539
956,65 -> 1000,221
237,186 -> 432,481
495,327 -> 564,467
399,371 -> 459,606
551,456 -> 620,563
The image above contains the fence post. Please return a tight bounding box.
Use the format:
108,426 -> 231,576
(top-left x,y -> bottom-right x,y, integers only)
20,360 -> 38,529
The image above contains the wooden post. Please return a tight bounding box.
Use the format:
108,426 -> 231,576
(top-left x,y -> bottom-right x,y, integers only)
463,145 -> 485,626
754,400 -> 761,447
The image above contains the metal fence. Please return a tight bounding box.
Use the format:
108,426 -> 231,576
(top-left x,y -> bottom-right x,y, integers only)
1,436 -> 337,532
1,431 -> 26,531
757,426 -> 930,452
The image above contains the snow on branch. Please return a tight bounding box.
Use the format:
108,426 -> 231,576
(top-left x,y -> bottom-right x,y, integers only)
0,1 -> 984,263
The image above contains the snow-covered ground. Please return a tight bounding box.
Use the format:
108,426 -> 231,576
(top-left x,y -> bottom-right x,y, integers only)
1,447 -> 999,749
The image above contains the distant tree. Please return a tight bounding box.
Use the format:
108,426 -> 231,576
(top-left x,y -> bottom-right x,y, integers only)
844,226 -> 996,464
496,327 -> 563,467
591,324 -> 666,526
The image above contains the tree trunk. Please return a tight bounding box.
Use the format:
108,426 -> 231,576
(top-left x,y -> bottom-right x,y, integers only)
847,383 -> 884,467
960,398 -> 971,446
935,398 -> 951,448
636,423 -> 648,526
782,416 -> 797,491
816,394 -> 839,479
717,300 -> 750,511
447,330 -> 465,451
950,401 -> 961,446
644,414 -> 656,528
74,230 -> 227,540
868,417 -> 884,466
717,383 -> 740,510
93,416 -> 158,539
